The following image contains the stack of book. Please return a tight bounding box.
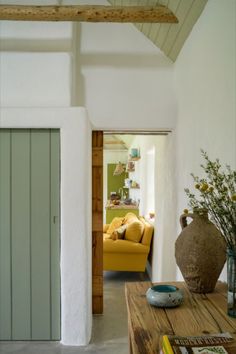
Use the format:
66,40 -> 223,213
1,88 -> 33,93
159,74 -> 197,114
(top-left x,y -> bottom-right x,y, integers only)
160,333 -> 235,354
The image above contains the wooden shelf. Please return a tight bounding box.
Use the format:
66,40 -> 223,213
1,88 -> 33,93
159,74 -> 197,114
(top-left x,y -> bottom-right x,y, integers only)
129,157 -> 140,161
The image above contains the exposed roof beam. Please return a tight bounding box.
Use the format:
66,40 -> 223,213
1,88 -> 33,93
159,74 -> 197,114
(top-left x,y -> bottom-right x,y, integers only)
0,5 -> 178,23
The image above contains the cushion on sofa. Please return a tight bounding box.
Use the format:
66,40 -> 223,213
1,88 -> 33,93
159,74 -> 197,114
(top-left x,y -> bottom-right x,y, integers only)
124,220 -> 144,243
106,217 -> 124,234
103,224 -> 110,233
103,233 -> 111,240
123,212 -> 138,225
111,224 -> 128,240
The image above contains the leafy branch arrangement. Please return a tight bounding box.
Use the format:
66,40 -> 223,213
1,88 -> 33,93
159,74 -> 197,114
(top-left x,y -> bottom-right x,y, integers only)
185,150 -> 236,248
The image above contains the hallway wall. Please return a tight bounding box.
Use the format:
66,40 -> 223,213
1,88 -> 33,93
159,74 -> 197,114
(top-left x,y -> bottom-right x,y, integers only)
174,0 -> 236,281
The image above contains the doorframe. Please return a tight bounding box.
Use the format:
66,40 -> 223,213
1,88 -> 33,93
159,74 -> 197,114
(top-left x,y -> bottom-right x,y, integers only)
92,129 -> 175,313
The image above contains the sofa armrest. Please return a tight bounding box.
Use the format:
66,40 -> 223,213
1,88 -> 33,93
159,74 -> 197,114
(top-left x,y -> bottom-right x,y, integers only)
141,221 -> 154,246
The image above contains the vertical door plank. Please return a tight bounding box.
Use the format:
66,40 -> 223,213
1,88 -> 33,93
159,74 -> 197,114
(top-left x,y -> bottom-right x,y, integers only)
50,130 -> 61,340
92,131 -> 103,314
0,130 -> 11,339
31,130 -> 51,340
11,130 -> 31,340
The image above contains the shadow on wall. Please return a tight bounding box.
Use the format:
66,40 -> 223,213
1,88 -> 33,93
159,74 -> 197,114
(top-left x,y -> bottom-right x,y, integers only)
71,22 -> 86,107
80,53 -> 173,68
0,22 -> 86,108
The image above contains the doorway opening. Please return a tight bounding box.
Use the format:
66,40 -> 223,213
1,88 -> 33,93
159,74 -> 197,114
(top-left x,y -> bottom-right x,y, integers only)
92,130 -> 170,314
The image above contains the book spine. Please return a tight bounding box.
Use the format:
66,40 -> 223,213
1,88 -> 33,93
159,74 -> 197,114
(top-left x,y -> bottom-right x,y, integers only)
162,335 -> 175,354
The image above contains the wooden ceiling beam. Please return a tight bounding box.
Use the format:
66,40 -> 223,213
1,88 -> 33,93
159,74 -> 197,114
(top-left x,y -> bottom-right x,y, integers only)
0,5 -> 178,23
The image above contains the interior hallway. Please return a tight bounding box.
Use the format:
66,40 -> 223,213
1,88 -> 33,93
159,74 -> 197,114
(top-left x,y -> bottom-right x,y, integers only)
0,271 -> 149,354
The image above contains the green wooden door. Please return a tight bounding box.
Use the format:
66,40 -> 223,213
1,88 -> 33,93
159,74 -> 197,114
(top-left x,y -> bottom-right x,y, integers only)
0,129 -> 60,340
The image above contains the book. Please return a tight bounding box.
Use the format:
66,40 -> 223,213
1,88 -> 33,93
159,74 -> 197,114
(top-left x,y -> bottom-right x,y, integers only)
160,333 -> 236,354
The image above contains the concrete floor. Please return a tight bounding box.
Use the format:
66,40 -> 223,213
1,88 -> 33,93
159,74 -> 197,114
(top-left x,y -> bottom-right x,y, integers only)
0,271 -> 149,354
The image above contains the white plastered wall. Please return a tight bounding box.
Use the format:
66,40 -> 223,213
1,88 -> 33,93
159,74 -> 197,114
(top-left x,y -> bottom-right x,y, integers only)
0,107 -> 92,346
174,0 -> 236,281
127,134 -> 177,282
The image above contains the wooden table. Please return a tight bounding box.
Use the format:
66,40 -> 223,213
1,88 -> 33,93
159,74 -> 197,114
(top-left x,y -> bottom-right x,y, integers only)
125,281 -> 236,354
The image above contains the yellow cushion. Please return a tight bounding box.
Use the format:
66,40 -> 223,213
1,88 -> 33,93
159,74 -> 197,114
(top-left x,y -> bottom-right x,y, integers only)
125,220 -> 144,243
106,217 -> 124,235
111,224 -> 128,240
103,233 -> 112,240
123,212 -> 138,224
103,224 -> 110,233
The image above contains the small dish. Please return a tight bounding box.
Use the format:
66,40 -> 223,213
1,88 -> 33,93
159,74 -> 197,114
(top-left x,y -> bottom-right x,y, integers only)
146,284 -> 183,308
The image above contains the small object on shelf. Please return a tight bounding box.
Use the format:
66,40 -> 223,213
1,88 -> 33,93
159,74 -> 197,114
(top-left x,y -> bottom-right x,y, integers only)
110,192 -> 120,201
113,161 -> 125,176
124,198 -> 132,205
146,285 -> 183,308
124,178 -> 132,188
131,181 -> 139,188
126,161 -> 135,172
130,148 -> 139,158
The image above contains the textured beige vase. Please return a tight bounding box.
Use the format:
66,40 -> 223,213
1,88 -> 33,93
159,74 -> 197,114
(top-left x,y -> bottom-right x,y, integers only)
175,211 -> 226,293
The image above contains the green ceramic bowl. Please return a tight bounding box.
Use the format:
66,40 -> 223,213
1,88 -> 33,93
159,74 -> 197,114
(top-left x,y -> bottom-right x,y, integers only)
146,285 -> 183,308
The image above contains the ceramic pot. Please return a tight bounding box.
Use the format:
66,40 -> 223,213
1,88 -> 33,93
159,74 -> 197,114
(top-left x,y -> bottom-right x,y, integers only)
146,285 -> 183,308
175,210 -> 226,293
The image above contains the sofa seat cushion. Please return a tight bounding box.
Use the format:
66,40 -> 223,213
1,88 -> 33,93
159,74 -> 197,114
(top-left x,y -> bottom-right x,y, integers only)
103,239 -> 149,254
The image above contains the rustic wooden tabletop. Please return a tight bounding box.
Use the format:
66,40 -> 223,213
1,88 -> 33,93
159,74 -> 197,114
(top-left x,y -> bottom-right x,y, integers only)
125,281 -> 236,354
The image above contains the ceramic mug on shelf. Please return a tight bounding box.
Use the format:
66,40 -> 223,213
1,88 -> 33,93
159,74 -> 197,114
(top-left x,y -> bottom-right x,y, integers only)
130,148 -> 139,158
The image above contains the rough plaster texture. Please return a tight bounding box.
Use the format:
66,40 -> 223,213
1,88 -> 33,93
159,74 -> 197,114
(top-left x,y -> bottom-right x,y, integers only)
174,0 -> 236,281
0,107 -> 92,346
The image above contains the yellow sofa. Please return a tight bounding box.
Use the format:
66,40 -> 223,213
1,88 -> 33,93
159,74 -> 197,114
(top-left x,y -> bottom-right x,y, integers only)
103,213 -> 154,272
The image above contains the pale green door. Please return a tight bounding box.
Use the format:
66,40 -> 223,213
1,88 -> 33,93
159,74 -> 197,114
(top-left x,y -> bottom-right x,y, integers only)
0,129 -> 60,340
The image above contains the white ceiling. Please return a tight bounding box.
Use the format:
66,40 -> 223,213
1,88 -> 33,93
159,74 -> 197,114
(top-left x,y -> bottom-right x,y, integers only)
1,0 -> 208,61
108,0 -> 208,61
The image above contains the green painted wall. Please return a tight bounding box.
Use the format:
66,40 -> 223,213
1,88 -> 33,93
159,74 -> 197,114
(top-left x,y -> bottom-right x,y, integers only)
107,163 -> 128,199
0,129 -> 60,341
